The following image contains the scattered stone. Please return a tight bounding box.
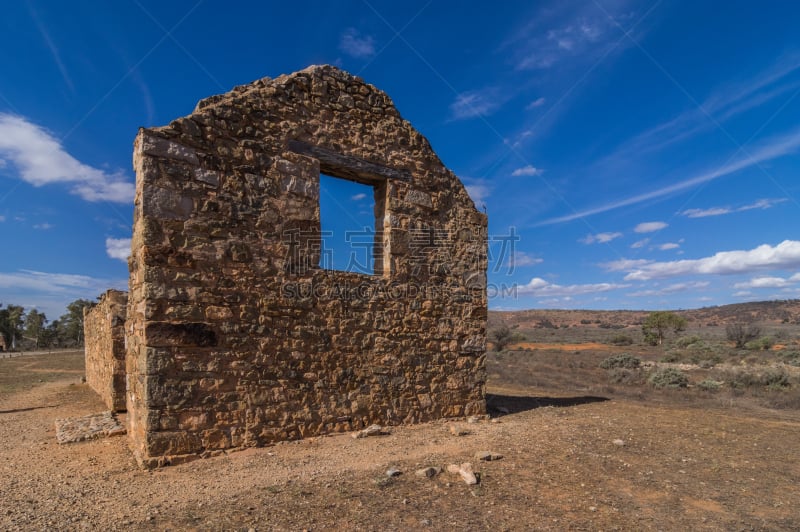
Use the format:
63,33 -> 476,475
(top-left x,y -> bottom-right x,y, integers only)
420,518 -> 432,526
612,439 -> 625,447
55,411 -> 126,444
386,467 -> 402,477
474,451 -> 503,461
466,415 -> 481,424
490,418 -> 501,424
458,462 -> 478,485
446,463 -> 478,485
415,466 -> 440,478
353,424 -> 385,439
449,425 -> 469,436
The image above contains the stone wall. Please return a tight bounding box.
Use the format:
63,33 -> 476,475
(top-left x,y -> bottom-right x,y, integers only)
84,289 -> 128,412
127,65 -> 487,468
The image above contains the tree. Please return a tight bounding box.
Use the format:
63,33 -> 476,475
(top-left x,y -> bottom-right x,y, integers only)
490,324 -> 513,351
726,322 -> 761,348
0,303 -> 25,350
24,309 -> 47,349
58,299 -> 96,346
642,311 -> 687,346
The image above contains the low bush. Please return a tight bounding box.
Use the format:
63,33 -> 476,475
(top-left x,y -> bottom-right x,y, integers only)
648,367 -> 689,388
779,351 -> 800,367
675,335 -> 702,348
745,337 -> 775,351
762,368 -> 790,388
697,379 -> 722,392
607,367 -> 643,385
599,353 -> 641,370
609,334 -> 634,346
660,351 -> 682,363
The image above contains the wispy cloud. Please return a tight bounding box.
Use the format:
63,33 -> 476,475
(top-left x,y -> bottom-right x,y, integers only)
631,238 -> 649,249
0,114 -> 134,203
450,88 -> 505,120
680,198 -> 788,218
33,222 -> 54,230
463,177 -> 492,205
508,2 -> 637,71
28,3 -> 73,92
579,231 -> 622,244
629,281 -> 709,297
658,242 -> 680,251
526,97 -> 546,109
351,193 -> 367,201
339,28 -> 375,58
105,238 -> 131,261
634,221 -> 667,233
517,277 -> 629,297
620,240 -> 800,281
511,165 -> 543,177
509,251 -> 543,268
607,53 -> 800,158
537,126 -> 800,225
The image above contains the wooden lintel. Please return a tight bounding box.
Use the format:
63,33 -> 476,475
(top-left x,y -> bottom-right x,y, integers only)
287,139 -> 412,183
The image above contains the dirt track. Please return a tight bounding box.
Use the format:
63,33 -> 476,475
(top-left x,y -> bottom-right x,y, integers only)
1,352 -> 799,530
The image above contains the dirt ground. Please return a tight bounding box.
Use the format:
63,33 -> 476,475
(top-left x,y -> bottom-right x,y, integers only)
1,351 -> 799,530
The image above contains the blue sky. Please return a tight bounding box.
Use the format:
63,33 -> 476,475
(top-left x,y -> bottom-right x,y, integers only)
1,0 -> 799,318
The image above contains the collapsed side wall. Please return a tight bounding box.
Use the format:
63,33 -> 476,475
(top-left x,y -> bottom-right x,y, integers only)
84,290 -> 128,412
127,65 -> 487,468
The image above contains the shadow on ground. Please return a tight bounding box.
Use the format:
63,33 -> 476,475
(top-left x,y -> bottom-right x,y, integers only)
486,394 -> 609,415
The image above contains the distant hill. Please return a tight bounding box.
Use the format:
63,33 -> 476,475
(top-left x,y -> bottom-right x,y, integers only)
489,300 -> 800,330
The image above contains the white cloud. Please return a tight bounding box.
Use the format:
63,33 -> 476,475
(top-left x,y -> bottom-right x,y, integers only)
351,193 -> 367,201
623,240 -> 800,281
680,198 -> 787,218
602,258 -> 652,272
537,127 -> 800,225
659,242 -> 680,250
511,165 -> 543,177
629,281 -> 709,297
509,252 -> 543,268
33,222 -> 54,230
791,273 -> 800,282
105,238 -> 131,261
579,232 -> 623,244
338,29 -> 375,58
450,89 -> 503,120
0,269 -> 125,319
635,221 -> 667,233
0,113 -> 134,203
463,178 -> 491,204
733,276 -> 796,289
0,215 -> 5,222
733,290 -> 755,298
517,277 -> 629,297
680,207 -> 732,218
630,238 -> 649,249
526,97 -> 546,109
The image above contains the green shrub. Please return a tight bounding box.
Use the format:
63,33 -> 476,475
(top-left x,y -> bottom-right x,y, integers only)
607,367 -> 642,385
697,379 -> 722,392
600,353 -> 642,370
745,337 -> 775,351
762,368 -> 790,388
609,334 -> 634,346
660,351 -> 682,363
675,335 -> 702,348
779,351 -> 800,367
648,367 -> 689,388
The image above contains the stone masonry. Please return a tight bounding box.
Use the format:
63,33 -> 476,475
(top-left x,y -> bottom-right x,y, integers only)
125,65 -> 487,467
84,289 -> 128,412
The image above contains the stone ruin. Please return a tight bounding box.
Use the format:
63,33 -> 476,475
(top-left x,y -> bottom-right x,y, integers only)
84,289 -> 127,412
85,65 -> 488,467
